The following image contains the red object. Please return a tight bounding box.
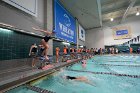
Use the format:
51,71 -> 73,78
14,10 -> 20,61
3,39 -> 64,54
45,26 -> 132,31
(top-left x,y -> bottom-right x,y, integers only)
42,65 -> 54,70
66,60 -> 71,63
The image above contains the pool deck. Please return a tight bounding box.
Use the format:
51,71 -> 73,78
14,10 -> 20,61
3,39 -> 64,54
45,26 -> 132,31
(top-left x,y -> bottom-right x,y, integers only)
1,54 -> 140,92
0,59 -> 81,92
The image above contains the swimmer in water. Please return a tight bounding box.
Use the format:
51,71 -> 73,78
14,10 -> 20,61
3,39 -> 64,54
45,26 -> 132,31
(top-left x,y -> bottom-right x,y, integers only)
81,56 -> 86,68
62,75 -> 96,86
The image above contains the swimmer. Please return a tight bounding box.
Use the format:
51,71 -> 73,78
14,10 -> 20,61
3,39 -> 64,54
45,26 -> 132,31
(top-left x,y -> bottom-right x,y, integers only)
38,44 -> 45,56
29,43 -> 38,56
82,61 -> 86,68
63,45 -> 68,55
29,43 -> 38,67
56,46 -> 60,63
32,27 -> 55,60
130,47 -> 133,54
62,75 -> 96,86
115,48 -> 118,54
81,56 -> 86,68
62,45 -> 68,62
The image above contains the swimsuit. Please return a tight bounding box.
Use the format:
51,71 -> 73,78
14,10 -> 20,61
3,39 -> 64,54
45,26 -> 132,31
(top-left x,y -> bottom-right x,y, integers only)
63,48 -> 67,54
31,47 -> 38,57
38,47 -> 45,56
66,76 -> 76,80
43,35 -> 51,42
40,47 -> 45,52
31,47 -> 37,52
56,48 -> 60,55
70,49 -> 72,52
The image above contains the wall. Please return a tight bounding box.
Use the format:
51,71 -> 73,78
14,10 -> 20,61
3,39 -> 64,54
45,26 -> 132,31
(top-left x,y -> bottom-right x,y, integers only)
85,28 -> 104,49
44,0 -> 53,55
0,0 -> 44,35
78,39 -> 85,46
0,27 -> 43,70
0,0 -> 55,56
0,0 -> 46,69
85,16 -> 140,49
76,20 -> 85,47
104,16 -> 140,45
0,28 -> 41,61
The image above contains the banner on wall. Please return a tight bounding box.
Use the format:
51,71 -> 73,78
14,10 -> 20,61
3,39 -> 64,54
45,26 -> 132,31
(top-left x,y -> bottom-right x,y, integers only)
79,24 -> 85,41
112,25 -> 132,40
53,0 -> 77,43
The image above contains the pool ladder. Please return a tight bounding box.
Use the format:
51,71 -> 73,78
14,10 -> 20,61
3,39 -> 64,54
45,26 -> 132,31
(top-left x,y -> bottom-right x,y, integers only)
27,85 -> 55,93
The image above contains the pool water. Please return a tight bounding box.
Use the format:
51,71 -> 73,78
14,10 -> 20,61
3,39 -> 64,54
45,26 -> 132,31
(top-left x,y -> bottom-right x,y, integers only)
7,55 -> 140,93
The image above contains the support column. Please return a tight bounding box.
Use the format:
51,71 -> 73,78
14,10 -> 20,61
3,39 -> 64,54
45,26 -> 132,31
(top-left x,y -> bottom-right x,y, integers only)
76,19 -> 79,49
44,0 -> 53,55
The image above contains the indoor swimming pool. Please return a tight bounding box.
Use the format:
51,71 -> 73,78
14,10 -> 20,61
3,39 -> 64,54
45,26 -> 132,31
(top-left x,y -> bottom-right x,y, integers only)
6,55 -> 140,93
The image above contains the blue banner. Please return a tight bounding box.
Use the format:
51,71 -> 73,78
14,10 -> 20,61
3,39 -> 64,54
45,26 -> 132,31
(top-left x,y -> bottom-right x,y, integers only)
54,0 -> 77,43
116,30 -> 128,36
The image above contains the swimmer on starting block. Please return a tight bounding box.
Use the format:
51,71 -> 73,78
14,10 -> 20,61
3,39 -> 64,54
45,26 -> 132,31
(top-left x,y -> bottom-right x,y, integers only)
32,27 -> 56,60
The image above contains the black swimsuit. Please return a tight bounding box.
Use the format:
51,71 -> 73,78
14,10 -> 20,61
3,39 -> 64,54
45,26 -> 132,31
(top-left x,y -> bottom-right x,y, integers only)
31,47 -> 37,53
40,48 -> 45,52
43,35 -> 51,42
66,76 -> 76,80
31,47 -> 38,57
38,47 -> 45,56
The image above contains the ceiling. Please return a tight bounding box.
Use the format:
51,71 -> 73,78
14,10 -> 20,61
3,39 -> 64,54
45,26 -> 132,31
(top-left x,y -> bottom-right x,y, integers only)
101,0 -> 140,22
60,0 -> 140,30
59,0 -> 101,30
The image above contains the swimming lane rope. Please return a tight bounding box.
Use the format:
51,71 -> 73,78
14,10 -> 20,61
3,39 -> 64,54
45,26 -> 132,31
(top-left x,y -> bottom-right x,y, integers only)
98,64 -> 140,67
27,85 -> 55,93
67,69 -> 140,78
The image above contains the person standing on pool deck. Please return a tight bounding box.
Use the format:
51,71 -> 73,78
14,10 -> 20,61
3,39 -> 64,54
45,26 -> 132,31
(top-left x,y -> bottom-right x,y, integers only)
130,47 -> 133,54
95,48 -> 98,55
70,47 -> 75,59
62,45 -> 68,62
32,27 -> 54,60
115,48 -> 118,54
29,43 -> 38,67
56,46 -> 60,63
38,44 -> 45,56
63,45 -> 68,55
137,47 -> 140,54
109,48 -> 112,54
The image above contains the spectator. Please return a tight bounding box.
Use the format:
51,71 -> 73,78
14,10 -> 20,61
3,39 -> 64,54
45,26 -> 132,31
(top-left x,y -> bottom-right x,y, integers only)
130,47 -> 133,54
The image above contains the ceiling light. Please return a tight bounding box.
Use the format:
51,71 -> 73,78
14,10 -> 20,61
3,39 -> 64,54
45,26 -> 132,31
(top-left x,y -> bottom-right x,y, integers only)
136,8 -> 140,16
136,12 -> 140,16
110,18 -> 114,21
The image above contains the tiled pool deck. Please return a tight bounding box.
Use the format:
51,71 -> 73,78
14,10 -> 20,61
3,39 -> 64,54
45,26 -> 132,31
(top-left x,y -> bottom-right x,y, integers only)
0,59 -> 81,92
